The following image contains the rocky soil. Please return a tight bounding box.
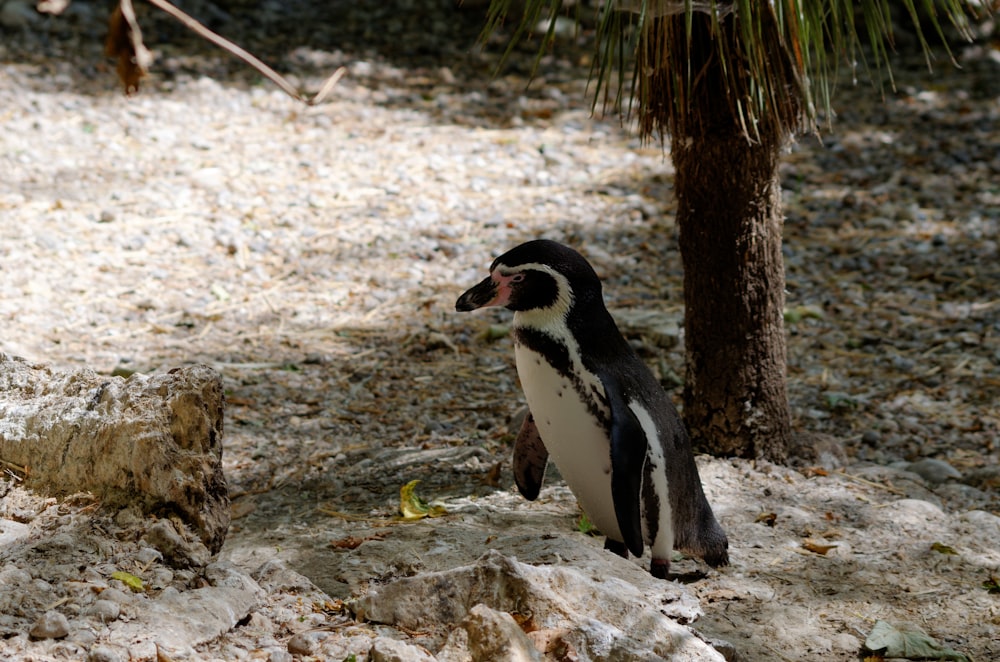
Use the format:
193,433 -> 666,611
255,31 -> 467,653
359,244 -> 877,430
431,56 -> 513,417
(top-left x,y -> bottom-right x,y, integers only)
1,1 -> 999,660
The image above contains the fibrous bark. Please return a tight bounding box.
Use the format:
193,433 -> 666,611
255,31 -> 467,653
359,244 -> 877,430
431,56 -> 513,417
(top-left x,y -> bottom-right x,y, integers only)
643,13 -> 794,461
0,354 -> 229,552
674,125 -> 792,462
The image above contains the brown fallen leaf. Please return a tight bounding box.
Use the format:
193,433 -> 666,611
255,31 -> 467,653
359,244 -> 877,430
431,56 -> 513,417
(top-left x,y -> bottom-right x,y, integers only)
329,533 -> 388,550
511,611 -> 538,633
482,461 -> 503,487
755,512 -> 777,527
802,466 -> 829,477
105,0 -> 153,96
314,599 -> 348,615
802,539 -> 838,555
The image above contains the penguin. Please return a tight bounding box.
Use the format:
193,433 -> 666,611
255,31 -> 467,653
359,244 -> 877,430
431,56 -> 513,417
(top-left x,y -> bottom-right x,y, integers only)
456,239 -> 728,578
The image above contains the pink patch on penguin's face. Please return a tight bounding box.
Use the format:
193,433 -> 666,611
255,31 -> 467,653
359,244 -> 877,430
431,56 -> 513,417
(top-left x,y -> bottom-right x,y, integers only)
489,270 -> 526,308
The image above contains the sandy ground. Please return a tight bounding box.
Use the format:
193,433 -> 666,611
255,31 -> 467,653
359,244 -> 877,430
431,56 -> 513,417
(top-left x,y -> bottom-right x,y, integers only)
1,2 -> 999,660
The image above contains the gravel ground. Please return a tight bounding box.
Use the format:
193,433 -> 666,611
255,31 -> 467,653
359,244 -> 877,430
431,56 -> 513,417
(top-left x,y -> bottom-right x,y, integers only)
1,2 -> 999,660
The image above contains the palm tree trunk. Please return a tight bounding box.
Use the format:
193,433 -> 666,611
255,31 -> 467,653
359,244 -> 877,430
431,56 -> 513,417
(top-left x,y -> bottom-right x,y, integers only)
673,127 -> 791,461
643,13 -> 793,461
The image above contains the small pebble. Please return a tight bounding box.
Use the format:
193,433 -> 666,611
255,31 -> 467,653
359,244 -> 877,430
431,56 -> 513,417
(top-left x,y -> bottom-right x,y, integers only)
135,546 -> 163,566
29,610 -> 70,639
287,631 -> 324,656
0,0 -> 39,28
88,645 -> 124,662
87,599 -> 121,623
265,648 -> 293,662
0,566 -> 32,585
906,458 -> 962,484
370,637 -> 438,662
99,588 -> 131,606
143,520 -> 211,569
148,567 -> 174,588
239,611 -> 274,634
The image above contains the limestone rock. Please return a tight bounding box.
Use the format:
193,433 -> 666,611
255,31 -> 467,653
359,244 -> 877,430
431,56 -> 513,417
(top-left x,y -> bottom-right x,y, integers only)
437,604 -> 542,662
104,562 -> 262,655
86,600 -> 121,624
286,631 -> 322,656
370,637 -> 437,662
0,519 -> 30,547
28,610 -> 70,640
143,519 -> 211,569
0,354 -> 229,552
353,550 -> 725,661
87,644 -> 125,662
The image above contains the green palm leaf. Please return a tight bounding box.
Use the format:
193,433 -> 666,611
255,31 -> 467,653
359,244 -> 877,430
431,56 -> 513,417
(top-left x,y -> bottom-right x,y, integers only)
483,0 -> 981,140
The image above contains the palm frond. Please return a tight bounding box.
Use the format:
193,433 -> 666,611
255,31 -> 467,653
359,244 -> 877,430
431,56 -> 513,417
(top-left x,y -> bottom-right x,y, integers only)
482,0 -> 984,141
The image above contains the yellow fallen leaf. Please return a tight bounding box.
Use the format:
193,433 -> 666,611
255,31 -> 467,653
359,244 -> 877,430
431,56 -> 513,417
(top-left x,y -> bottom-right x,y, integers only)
110,570 -> 145,592
399,480 -> 447,520
931,542 -> 958,555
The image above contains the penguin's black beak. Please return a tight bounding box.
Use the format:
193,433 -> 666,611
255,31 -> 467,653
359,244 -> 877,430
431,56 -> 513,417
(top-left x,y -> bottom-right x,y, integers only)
456,276 -> 498,311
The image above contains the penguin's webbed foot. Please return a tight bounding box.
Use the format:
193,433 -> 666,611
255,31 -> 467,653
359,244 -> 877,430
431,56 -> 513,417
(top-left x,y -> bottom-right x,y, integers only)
651,559 -> 711,583
650,558 -> 670,579
604,538 -> 628,559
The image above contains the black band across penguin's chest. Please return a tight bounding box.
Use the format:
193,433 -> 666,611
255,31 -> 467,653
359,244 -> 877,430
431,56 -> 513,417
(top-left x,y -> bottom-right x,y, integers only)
513,327 -> 610,428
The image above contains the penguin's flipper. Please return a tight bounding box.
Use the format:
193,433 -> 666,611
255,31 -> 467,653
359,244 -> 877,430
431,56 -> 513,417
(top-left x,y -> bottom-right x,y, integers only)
513,411 -> 549,501
599,372 -> 646,558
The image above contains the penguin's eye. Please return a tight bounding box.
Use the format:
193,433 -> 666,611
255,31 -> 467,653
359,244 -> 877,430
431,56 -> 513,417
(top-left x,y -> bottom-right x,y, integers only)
510,273 -> 526,284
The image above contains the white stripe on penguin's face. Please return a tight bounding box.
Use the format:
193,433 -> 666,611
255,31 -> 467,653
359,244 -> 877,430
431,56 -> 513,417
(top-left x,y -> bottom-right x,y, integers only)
497,262 -> 574,329
504,262 -> 605,404
628,400 -> 674,559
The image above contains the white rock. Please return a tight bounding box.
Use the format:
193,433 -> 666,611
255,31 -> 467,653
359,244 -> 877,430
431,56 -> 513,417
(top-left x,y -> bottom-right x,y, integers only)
354,550 -> 724,661
102,564 -> 263,654
263,647 -> 293,662
191,167 -> 227,191
0,520 -> 30,548
135,546 -> 163,566
437,604 -> 542,662
98,588 -> 131,606
0,565 -> 32,585
287,631 -> 321,656
29,610 -> 70,639
86,600 -> 120,624
87,644 -> 125,662
370,637 -> 437,662
958,510 -> 1000,533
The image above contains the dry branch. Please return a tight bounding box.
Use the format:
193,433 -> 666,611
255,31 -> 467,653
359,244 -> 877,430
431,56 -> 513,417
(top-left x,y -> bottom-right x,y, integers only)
104,0 -> 345,103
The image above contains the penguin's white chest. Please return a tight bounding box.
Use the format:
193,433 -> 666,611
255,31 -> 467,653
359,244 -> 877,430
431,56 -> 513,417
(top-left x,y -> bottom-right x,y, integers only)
514,343 -> 623,542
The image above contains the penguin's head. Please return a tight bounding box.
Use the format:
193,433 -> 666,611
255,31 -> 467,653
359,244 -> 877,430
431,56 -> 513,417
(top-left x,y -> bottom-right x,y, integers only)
455,240 -> 603,323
